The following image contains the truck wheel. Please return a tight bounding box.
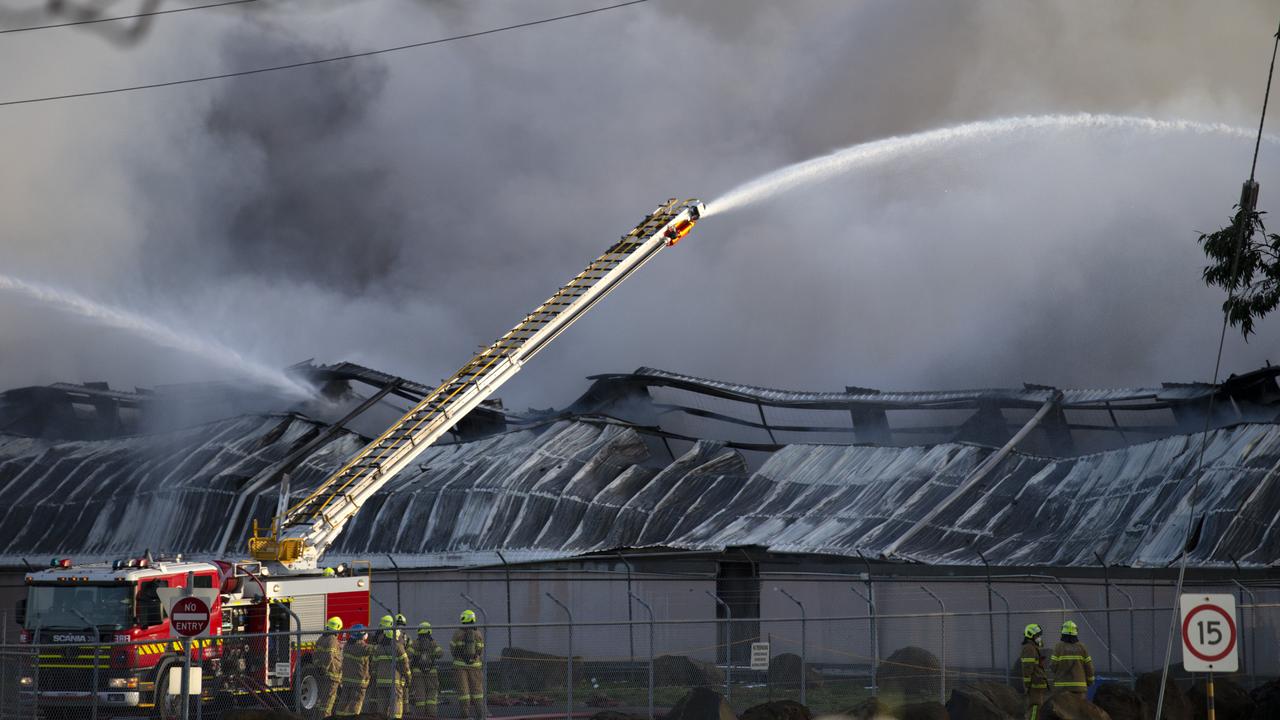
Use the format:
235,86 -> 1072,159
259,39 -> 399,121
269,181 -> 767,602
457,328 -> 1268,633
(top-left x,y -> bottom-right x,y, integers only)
154,666 -> 186,720
296,664 -> 322,719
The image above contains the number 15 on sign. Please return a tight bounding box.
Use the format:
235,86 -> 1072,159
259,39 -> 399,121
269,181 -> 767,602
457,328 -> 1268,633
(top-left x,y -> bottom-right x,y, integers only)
1180,594 -> 1238,673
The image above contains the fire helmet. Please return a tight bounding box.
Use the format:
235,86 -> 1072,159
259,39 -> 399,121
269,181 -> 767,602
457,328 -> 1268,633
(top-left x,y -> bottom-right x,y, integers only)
1024,623 -> 1042,639
460,609 -> 477,624
326,616 -> 343,631
1061,620 -> 1079,636
418,621 -> 433,635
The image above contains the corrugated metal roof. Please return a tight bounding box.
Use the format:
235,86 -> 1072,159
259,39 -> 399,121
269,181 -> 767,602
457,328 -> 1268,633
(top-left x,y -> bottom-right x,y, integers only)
2,412 -> 1278,569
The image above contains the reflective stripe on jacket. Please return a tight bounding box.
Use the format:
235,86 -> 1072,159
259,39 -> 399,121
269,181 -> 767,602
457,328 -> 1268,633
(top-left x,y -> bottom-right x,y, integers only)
372,633 -> 412,687
409,637 -> 443,673
450,628 -> 484,668
314,633 -> 343,680
1020,641 -> 1048,690
1050,640 -> 1095,688
341,640 -> 372,686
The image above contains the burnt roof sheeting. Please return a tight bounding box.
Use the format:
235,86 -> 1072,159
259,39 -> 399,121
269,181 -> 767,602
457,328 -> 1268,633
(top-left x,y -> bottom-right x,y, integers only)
2,413 -> 1279,569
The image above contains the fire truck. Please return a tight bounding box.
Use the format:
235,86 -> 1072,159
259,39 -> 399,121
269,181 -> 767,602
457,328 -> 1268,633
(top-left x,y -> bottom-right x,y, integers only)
15,199 -> 705,718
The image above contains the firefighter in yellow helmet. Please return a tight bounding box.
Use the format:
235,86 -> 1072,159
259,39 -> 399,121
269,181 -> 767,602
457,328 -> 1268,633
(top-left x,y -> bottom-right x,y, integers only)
335,624 -> 372,717
409,621 -> 444,720
395,614 -> 411,711
368,614 -> 412,719
451,610 -> 485,720
1019,624 -> 1048,720
312,617 -> 345,716
1050,620 -> 1095,695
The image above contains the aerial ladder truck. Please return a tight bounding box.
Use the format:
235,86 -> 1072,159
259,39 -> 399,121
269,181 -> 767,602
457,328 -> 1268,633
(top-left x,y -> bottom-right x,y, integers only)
16,198 -> 705,718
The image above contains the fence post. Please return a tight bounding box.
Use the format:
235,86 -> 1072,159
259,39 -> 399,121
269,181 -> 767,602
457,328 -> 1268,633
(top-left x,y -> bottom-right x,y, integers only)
629,592 -> 655,720
1113,586 -> 1136,682
71,610 -> 99,720
496,550 -> 514,654
850,584 -> 877,696
1231,580 -> 1258,690
990,588 -> 1011,686
32,619 -> 42,720
280,602 -> 303,714
920,586 -> 946,705
1095,554 -> 1115,677
461,594 -> 489,717
776,588 -> 806,707
977,551 -> 997,678
705,591 -> 733,707
619,553 -> 636,663
546,593 -> 572,720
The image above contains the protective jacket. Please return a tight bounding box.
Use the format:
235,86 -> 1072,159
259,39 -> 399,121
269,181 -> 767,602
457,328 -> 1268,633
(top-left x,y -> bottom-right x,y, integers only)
410,636 -> 444,673
450,628 -> 485,668
373,632 -> 412,687
341,640 -> 372,687
314,631 -> 343,681
1050,640 -> 1095,691
1020,640 -> 1048,691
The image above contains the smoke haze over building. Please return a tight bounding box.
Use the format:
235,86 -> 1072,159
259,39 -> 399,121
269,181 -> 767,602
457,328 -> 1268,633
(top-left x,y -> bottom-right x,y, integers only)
1,0 -> 1277,408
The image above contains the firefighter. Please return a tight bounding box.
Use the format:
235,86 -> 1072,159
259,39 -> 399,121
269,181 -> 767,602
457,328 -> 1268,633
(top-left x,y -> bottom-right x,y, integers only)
395,613 -> 411,710
370,614 -> 412,719
314,617 -> 345,717
1019,623 -> 1048,720
1050,620 -> 1095,695
409,621 -> 444,720
335,624 -> 371,717
451,609 -> 485,720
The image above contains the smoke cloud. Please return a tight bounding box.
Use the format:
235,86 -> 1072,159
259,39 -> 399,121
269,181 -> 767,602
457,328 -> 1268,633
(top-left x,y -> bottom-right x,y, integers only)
0,0 -> 1277,413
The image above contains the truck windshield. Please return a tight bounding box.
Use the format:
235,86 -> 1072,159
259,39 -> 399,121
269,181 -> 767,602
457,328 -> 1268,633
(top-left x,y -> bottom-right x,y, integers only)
25,585 -> 134,630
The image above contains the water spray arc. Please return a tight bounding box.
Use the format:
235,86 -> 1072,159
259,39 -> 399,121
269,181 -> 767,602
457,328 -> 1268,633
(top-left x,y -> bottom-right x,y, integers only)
703,113 -> 1278,217
0,273 -> 314,398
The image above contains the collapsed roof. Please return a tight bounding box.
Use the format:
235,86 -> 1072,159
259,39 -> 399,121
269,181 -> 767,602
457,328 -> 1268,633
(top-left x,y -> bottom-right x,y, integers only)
0,364 -> 1277,569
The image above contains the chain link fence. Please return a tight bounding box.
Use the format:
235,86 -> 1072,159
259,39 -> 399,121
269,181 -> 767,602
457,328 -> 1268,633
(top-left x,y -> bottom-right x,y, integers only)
3,580 -> 1278,720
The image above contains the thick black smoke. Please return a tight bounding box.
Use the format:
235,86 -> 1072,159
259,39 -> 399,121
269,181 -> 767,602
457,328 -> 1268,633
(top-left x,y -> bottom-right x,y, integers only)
0,0 -> 1277,409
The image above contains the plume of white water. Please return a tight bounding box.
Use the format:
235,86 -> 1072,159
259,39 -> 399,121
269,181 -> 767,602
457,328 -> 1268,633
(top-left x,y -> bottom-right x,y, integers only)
0,273 -> 315,399
704,113 -> 1275,217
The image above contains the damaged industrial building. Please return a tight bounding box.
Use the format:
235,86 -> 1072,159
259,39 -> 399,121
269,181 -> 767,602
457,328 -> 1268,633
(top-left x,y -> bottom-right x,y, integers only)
3,362 -> 1280,678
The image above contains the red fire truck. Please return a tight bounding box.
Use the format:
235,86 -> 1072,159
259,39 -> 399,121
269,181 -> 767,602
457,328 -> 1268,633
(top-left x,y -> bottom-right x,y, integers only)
19,555 -> 369,718
13,199 -> 705,718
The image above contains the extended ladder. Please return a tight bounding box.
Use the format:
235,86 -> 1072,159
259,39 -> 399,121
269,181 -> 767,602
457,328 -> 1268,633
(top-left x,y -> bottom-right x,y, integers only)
249,198 -> 704,569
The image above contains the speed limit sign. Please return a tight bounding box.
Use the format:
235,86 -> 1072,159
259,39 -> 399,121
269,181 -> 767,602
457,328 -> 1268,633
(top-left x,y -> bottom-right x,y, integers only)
1180,594 -> 1238,672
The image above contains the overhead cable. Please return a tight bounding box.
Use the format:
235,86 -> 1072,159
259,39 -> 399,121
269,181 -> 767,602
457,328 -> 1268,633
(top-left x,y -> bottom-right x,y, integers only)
0,0 -> 257,35
0,0 -> 649,108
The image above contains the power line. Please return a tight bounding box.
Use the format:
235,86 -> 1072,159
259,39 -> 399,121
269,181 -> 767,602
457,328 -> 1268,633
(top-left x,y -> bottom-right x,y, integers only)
0,0 -> 257,34
0,0 -> 649,108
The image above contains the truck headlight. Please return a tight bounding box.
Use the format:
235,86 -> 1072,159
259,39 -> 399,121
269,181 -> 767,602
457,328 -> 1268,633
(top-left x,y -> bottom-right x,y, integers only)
108,678 -> 138,689
19,677 -> 32,687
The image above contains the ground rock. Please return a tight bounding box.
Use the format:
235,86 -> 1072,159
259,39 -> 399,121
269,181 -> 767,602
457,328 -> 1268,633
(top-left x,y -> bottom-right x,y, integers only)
880,647 -> 942,702
769,653 -> 825,689
655,654 -> 726,688
666,687 -> 737,720
1248,678 -> 1280,719
900,701 -> 948,720
1042,692 -> 1111,720
1136,672 -> 1192,720
1188,678 -> 1253,720
1093,683 -> 1151,720
741,700 -> 812,720
968,681 -> 1022,717
945,686 -> 1013,720
490,647 -> 574,691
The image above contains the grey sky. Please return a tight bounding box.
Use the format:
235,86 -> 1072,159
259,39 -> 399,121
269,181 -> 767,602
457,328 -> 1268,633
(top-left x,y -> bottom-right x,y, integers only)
0,0 -> 1277,411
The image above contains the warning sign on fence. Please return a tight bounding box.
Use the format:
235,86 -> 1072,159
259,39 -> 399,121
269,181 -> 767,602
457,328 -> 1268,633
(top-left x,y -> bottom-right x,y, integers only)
750,642 -> 771,671
1180,593 -> 1239,673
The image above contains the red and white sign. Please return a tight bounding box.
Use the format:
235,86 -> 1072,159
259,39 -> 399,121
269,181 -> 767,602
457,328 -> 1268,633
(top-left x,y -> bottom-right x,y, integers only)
1180,593 -> 1238,672
171,596 -> 211,638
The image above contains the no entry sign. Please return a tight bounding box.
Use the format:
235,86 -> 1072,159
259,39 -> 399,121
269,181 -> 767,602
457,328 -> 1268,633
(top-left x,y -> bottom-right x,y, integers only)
171,596 -> 211,638
1180,593 -> 1238,672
